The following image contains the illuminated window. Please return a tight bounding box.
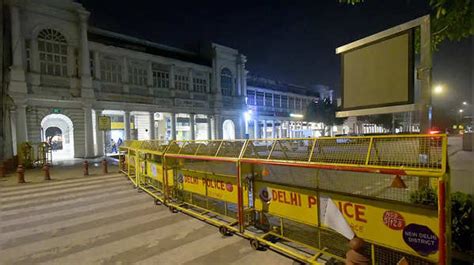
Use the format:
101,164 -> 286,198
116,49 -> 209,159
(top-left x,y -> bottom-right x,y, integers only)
256,92 -> 264,106
175,74 -> 189,90
281,95 -> 288,109
289,97 -> 295,110
247,90 -> 256,105
153,70 -> 169,88
274,94 -> 281,108
38,29 -> 68,76
128,62 -> 147,86
100,56 -> 122,83
193,78 -> 207,93
265,93 -> 273,106
220,68 -> 233,96
296,98 -> 302,110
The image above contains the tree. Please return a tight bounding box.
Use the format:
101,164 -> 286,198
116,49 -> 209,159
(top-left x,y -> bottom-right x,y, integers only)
305,98 -> 345,136
339,0 -> 473,50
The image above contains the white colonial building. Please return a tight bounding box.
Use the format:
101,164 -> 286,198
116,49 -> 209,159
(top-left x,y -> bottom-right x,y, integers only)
3,0 -> 247,159
244,75 -> 323,139
2,0 -> 348,161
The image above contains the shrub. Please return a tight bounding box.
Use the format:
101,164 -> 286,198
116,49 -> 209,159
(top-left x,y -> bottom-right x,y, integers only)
409,188 -> 473,252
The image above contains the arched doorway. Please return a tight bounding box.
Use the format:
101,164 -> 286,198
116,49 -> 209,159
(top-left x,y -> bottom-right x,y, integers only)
41,114 -> 75,159
222,119 -> 235,140
45,127 -> 63,150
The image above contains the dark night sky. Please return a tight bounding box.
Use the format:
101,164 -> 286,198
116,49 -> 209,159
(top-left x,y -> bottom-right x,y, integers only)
78,0 -> 472,125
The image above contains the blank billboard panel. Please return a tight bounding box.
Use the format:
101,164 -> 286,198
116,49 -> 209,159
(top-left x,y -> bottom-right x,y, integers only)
341,30 -> 414,110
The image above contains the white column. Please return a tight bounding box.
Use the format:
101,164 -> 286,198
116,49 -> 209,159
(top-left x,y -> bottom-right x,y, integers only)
78,11 -> 93,97
207,115 -> 212,140
95,110 -> 104,156
84,107 -> 94,158
9,4 -> 27,93
214,115 -> 222,139
278,120 -> 283,138
190,113 -> 195,140
253,119 -> 258,139
10,5 -> 23,70
263,120 -> 267,139
271,120 -> 275,138
149,112 -> 155,139
15,104 -> 28,144
170,113 -> 177,140
124,111 -> 130,140
239,116 -> 245,139
287,121 -> 292,138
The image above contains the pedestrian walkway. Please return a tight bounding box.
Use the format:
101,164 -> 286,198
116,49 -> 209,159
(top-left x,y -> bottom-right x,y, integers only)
0,174 -> 291,265
448,136 -> 474,195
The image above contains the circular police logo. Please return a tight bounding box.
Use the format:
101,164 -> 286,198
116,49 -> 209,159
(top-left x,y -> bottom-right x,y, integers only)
259,187 -> 272,203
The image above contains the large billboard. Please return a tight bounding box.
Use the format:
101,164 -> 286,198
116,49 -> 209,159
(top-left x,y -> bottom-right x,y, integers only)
340,30 -> 414,111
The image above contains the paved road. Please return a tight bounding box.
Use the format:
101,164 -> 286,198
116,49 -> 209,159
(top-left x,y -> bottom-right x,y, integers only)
0,174 -> 292,265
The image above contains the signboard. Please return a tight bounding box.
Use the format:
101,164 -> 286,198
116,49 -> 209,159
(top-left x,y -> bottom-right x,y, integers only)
335,16 -> 431,118
176,169 -> 246,204
253,183 -> 439,261
254,182 -> 319,226
340,30 -> 414,111
98,116 -> 111,131
52,108 -> 61,114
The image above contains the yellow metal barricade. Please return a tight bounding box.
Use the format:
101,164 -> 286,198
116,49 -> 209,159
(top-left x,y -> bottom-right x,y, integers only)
117,135 -> 450,265
164,140 -> 247,235
119,140 -> 142,186
135,140 -> 170,204
239,135 -> 448,265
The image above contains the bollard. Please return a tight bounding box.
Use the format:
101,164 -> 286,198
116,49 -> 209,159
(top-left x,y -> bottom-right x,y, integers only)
17,165 -> 25,183
83,160 -> 89,176
42,164 -> 51,180
120,156 -> 125,172
102,159 -> 108,174
0,162 -> 5,178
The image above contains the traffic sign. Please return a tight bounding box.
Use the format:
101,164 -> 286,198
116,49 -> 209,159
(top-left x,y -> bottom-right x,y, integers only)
98,116 -> 111,131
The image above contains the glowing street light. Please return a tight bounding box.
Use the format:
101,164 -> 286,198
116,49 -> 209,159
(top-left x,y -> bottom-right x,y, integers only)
459,109 -> 464,113
244,110 -> 252,121
433,85 -> 443,94
290,113 -> 303,118
462,101 -> 468,105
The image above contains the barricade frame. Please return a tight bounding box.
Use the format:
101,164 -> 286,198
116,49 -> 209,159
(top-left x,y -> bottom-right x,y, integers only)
118,134 -> 450,265
135,140 -> 170,205
238,134 -> 449,265
163,139 -> 248,236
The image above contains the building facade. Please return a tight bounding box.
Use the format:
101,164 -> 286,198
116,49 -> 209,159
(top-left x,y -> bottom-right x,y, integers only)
3,0 -> 247,159
244,75 -> 322,138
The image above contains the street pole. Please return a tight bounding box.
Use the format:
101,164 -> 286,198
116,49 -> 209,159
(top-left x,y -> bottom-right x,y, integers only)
419,16 -> 432,134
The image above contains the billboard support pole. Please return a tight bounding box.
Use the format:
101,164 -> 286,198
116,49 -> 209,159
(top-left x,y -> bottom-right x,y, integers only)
419,16 -> 432,133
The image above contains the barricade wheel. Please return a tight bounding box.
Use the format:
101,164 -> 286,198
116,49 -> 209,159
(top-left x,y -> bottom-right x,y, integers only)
218,226 -> 231,236
137,188 -> 143,193
169,206 -> 178,213
250,239 -> 266,251
154,199 -> 162,205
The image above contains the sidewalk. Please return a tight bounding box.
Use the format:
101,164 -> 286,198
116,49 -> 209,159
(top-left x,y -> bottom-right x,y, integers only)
448,136 -> 474,196
0,158 -> 119,187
